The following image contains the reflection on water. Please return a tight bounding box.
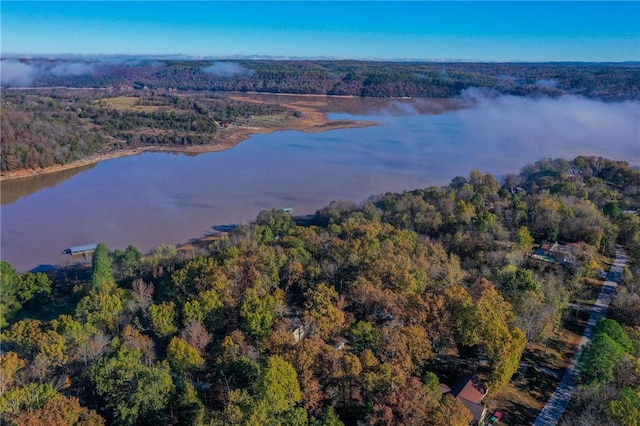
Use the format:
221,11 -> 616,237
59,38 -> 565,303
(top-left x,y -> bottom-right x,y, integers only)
235,92 -> 462,116
1,95 -> 638,272
1,163 -> 97,205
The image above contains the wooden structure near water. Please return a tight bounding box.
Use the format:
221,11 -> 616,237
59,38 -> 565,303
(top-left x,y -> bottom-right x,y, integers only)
63,243 -> 98,257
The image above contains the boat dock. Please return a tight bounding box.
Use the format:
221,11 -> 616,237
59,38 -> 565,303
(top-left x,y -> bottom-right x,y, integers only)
63,243 -> 98,258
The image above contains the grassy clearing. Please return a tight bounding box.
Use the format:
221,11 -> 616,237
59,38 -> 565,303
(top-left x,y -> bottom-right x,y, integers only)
98,96 -> 138,110
243,114 -> 294,127
96,96 -> 174,112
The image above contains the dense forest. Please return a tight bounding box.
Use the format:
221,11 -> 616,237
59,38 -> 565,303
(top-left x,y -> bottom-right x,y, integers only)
1,156 -> 639,425
0,91 -> 289,173
4,58 -> 640,100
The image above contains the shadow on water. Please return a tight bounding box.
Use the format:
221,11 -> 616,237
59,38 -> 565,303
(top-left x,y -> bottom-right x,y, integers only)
230,92 -> 462,116
29,264 -> 57,273
212,224 -> 238,232
1,163 -> 97,206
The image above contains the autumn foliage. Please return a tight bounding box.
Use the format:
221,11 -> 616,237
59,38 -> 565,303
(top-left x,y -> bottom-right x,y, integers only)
1,156 -> 639,425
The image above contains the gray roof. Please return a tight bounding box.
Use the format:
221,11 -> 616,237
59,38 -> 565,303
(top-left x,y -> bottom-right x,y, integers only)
459,398 -> 487,423
65,243 -> 98,254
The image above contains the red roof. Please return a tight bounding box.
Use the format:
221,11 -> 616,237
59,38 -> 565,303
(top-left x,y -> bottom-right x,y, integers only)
449,374 -> 487,404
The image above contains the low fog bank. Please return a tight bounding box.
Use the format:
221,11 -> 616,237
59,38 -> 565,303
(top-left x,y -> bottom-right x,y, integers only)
0,57 -> 256,86
380,92 -> 639,172
0,57 -> 162,86
454,91 -> 640,167
202,61 -> 254,77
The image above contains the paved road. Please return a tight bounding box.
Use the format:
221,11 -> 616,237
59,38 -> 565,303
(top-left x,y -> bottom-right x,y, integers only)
533,245 -> 628,426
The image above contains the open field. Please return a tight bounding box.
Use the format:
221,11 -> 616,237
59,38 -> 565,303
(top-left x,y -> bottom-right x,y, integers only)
97,95 -> 175,112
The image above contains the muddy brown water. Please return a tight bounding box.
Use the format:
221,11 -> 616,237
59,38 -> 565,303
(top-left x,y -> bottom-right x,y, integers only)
2,95 -> 638,272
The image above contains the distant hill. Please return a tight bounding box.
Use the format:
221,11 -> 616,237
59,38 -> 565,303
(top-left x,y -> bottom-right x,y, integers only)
2,58 -> 639,100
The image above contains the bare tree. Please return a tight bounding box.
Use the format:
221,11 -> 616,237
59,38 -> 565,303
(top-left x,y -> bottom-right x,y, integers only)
180,321 -> 212,356
132,279 -> 154,311
78,331 -> 111,367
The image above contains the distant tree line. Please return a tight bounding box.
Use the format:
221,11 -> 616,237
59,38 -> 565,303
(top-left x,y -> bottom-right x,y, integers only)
21,59 -> 640,101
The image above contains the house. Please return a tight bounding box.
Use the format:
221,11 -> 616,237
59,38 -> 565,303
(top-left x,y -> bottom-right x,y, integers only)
441,374 -> 488,425
290,316 -> 306,343
330,337 -> 347,351
530,241 -> 579,265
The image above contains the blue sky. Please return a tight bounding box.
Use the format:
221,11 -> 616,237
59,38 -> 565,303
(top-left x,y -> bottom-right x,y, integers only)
2,1 -> 639,61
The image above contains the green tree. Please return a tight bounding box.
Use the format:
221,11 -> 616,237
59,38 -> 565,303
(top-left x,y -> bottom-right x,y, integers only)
451,280 -> 526,390
90,348 -> 174,426
91,243 -> 114,291
304,283 -> 345,338
227,356 -> 261,389
516,226 -> 534,250
579,332 -> 626,384
75,289 -> 124,331
112,245 -> 142,279
0,261 -> 20,327
254,355 -> 303,419
149,244 -> 178,268
499,267 -> 542,297
348,321 -> 381,355
240,287 -> 277,342
606,387 -> 640,426
0,383 -> 57,420
149,301 -> 178,337
256,208 -> 294,242
183,288 -> 224,331
14,272 -> 51,308
487,327 -> 527,388
423,371 -> 440,394
174,381 -> 205,426
320,406 -> 345,426
166,337 -> 204,373
603,201 -> 622,218
593,318 -> 635,353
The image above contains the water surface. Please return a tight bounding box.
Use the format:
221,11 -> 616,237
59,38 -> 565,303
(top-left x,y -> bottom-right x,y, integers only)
2,95 -> 638,271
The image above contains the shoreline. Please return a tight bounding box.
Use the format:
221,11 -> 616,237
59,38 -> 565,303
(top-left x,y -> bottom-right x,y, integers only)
0,95 -> 377,182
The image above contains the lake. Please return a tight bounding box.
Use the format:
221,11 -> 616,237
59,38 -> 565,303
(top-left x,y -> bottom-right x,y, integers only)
2,94 -> 639,272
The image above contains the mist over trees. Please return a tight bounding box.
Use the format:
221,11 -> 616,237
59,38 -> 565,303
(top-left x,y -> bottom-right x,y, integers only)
1,156 -> 639,425
4,58 -> 639,100
3,59 -> 638,175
